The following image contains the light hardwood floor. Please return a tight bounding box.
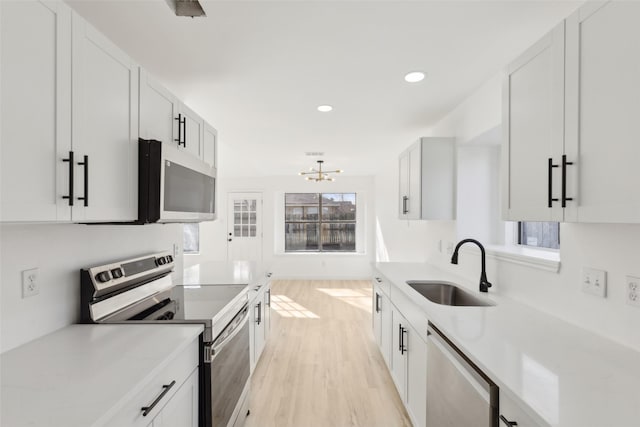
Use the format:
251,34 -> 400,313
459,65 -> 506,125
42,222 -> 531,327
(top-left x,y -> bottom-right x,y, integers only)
245,279 -> 412,427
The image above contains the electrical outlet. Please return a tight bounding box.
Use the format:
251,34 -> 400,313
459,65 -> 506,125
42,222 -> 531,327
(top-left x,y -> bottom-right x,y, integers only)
626,276 -> 640,307
446,242 -> 454,255
22,268 -> 40,298
582,267 -> 607,298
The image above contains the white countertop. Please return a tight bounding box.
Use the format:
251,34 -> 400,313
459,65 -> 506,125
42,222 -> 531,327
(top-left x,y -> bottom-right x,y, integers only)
374,262 -> 640,427
1,324 -> 203,427
183,261 -> 263,286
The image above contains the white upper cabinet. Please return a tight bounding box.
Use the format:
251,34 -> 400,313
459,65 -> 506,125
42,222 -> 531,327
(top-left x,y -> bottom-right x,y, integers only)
1,2 -> 138,223
203,122 -> 217,169
139,68 -> 217,167
564,2 -> 640,223
502,23 -> 565,222
504,1 -> 640,224
399,137 -> 456,220
1,0 -> 72,222
139,69 -> 180,144
71,12 -> 139,222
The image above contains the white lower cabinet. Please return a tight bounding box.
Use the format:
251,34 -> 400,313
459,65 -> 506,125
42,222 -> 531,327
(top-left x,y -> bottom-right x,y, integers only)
372,279 -> 393,368
388,305 -> 428,427
105,337 -> 199,427
250,275 -> 272,371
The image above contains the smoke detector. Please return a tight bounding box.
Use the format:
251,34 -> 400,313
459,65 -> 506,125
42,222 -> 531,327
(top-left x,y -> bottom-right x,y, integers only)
165,0 -> 206,17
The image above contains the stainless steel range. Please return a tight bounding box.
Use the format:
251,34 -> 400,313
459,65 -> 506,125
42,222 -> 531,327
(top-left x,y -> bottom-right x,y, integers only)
80,251 -> 251,427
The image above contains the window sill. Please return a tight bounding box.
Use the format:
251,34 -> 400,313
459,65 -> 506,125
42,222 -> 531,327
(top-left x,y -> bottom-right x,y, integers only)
484,244 -> 560,273
275,251 -> 365,256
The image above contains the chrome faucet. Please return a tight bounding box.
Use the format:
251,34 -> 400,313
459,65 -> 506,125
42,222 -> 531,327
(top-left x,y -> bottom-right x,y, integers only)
451,239 -> 492,293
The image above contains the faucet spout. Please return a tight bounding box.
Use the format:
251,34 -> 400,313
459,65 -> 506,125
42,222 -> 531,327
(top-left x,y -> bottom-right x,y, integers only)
450,238 -> 492,293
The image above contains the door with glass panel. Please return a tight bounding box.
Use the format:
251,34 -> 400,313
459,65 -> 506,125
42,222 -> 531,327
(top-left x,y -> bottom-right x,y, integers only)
227,192 -> 263,263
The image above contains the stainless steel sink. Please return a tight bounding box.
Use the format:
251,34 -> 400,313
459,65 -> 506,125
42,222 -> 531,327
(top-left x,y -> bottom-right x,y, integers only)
406,281 -> 495,307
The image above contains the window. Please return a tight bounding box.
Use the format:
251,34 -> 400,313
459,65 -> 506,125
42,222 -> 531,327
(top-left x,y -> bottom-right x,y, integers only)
183,223 -> 200,254
518,221 -> 560,249
285,193 -> 356,252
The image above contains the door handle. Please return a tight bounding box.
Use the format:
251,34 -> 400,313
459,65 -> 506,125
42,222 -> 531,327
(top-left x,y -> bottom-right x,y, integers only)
62,151 -> 74,206
547,158 -> 559,207
561,154 -> 574,207
141,380 -> 176,417
77,155 -> 88,207
402,196 -> 409,214
499,415 -> 518,426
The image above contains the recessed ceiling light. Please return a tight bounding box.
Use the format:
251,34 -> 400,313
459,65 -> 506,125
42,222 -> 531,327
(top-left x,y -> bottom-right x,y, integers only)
404,71 -> 426,83
317,105 -> 333,112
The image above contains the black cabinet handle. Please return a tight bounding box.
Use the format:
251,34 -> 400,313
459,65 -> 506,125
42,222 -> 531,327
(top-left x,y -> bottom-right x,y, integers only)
561,154 -> 574,207
400,326 -> 407,354
499,415 -> 518,426
141,380 -> 176,416
182,115 -> 187,147
375,277 -> 382,283
256,301 -> 262,325
266,289 -> 271,306
398,324 -> 402,352
62,151 -> 74,206
547,158 -> 559,207
375,293 -> 381,313
174,114 -> 186,147
402,196 -> 409,214
77,155 -> 88,207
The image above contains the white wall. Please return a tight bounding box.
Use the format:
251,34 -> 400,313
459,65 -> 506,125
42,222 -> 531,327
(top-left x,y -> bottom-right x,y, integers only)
0,223 -> 183,352
374,72 -> 640,352
187,175 -> 376,279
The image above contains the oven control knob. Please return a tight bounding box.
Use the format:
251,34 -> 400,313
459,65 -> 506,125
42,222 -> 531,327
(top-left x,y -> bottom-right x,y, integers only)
157,257 -> 167,265
166,255 -> 173,263
95,271 -> 112,283
111,268 -> 124,279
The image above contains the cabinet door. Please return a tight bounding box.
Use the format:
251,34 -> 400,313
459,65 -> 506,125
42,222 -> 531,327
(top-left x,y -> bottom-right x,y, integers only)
71,13 -> 138,222
372,284 -> 382,347
203,122 -> 217,168
407,143 -> 422,219
153,369 -> 199,427
405,324 -> 427,427
250,287 -> 266,371
179,103 -> 204,159
139,68 -> 179,144
263,281 -> 272,343
390,308 -> 407,401
502,23 -> 565,222
399,151 -> 410,219
380,292 -> 393,370
565,2 -> 640,223
1,0 -> 72,222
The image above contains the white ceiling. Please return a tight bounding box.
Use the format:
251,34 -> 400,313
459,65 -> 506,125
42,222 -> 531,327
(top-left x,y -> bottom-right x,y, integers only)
67,0 -> 582,178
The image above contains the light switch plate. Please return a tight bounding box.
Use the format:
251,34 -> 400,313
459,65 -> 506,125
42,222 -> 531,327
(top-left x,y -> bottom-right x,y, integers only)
582,267 -> 607,298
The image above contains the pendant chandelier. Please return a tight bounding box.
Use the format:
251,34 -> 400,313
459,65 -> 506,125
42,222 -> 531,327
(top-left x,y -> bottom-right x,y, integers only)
299,160 -> 342,182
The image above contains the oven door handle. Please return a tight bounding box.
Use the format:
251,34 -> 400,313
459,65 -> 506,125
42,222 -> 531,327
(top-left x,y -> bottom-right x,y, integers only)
210,307 -> 249,361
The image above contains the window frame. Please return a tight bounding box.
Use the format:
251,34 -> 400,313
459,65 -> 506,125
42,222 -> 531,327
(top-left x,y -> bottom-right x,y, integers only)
516,221 -> 560,250
183,223 -> 200,255
284,193 -> 357,253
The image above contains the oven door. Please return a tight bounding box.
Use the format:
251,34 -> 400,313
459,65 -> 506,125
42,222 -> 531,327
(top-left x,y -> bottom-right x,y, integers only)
203,303 -> 251,427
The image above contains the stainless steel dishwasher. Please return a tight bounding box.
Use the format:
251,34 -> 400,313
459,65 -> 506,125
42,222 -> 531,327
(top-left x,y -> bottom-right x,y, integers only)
426,324 -> 499,427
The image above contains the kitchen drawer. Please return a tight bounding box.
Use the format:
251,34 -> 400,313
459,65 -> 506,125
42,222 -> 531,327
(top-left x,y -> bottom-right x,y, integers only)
499,390 -> 545,427
103,336 -> 199,427
372,272 -> 391,297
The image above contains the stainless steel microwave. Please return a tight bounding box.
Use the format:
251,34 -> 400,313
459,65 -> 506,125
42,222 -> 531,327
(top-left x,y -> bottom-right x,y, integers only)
138,138 -> 216,223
